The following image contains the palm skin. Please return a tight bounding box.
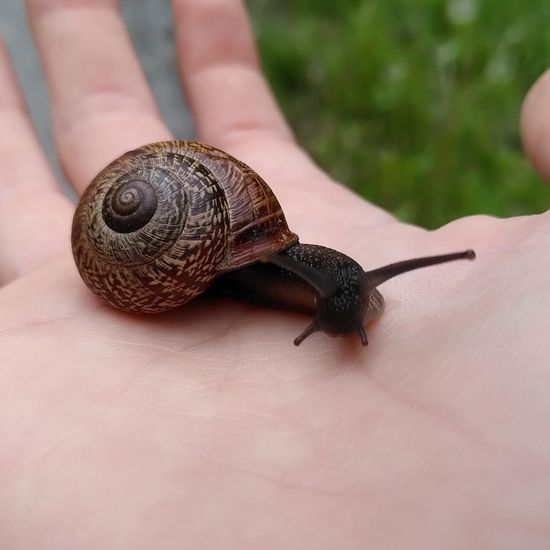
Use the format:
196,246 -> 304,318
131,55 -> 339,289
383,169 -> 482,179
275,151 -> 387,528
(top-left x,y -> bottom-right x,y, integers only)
0,1 -> 549,549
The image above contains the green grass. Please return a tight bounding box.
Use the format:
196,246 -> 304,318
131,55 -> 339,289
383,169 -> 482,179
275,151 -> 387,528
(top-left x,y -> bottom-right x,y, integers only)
249,0 -> 550,228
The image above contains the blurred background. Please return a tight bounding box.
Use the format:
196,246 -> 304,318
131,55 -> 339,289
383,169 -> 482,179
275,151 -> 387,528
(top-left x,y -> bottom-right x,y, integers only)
2,0 -> 549,227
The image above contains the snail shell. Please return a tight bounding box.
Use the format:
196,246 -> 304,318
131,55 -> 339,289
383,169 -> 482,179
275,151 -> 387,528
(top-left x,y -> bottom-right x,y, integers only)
71,141 -> 298,312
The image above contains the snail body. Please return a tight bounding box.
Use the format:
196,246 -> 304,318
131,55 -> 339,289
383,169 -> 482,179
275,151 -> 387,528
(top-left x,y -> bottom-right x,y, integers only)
72,140 -> 474,346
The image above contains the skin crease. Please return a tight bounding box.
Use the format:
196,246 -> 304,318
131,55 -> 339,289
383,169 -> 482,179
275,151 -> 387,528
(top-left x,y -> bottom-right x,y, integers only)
0,0 -> 549,548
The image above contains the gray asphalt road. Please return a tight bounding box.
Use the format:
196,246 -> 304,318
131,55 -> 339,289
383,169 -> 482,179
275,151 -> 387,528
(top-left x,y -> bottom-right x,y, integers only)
0,0 -> 193,185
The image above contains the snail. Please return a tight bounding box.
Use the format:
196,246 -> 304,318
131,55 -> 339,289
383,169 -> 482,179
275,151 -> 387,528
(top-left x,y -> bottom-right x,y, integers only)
71,141 -> 475,346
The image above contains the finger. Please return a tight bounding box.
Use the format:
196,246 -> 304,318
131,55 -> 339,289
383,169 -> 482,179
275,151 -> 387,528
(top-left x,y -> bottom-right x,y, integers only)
0,40 -> 56,194
172,0 -> 294,148
26,0 -> 172,194
172,0 -> 394,230
0,39 -> 72,284
521,68 -> 550,185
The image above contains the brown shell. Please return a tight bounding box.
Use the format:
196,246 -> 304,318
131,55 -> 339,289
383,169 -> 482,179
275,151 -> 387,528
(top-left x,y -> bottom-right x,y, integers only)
71,141 -> 298,312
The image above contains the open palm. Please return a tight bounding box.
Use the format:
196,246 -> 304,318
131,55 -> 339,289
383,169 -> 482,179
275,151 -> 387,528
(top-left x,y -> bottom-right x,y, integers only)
1,1 -> 549,548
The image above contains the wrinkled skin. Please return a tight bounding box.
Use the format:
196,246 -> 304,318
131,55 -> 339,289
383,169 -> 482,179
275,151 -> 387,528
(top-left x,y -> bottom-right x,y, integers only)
0,1 -> 549,549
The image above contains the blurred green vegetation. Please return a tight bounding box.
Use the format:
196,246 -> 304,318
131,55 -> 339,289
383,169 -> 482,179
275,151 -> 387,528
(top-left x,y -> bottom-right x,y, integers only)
249,0 -> 550,228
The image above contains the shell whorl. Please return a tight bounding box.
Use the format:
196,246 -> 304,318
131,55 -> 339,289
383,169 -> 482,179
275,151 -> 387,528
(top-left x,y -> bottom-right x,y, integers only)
102,178 -> 158,233
71,141 -> 298,313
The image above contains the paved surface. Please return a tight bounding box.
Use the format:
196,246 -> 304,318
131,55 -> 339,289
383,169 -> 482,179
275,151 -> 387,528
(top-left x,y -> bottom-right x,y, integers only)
0,0 -> 193,187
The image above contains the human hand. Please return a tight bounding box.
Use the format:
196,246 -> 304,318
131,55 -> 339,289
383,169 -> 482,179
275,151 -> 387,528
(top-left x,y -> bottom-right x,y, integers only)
1,1 -> 549,548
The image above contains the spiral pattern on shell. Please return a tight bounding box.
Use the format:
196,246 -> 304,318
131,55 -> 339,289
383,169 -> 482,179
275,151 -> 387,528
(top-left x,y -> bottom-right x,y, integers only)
71,141 -> 298,312
102,178 -> 158,233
